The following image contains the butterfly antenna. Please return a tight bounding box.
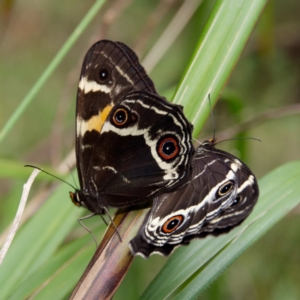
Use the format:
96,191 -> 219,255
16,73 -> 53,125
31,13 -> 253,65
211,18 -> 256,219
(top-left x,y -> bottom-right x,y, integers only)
67,164 -> 79,190
24,165 -> 77,191
192,138 -> 202,145
215,137 -> 262,146
78,213 -> 98,248
208,94 -> 216,142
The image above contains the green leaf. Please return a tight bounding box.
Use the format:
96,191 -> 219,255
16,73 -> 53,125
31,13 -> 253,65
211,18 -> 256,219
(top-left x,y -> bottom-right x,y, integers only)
173,0 -> 267,136
6,235 -> 95,300
0,175 -> 89,299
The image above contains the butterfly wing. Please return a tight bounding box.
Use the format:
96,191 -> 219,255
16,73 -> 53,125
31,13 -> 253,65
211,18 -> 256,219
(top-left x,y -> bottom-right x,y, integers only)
80,91 -> 194,213
76,40 -> 157,192
129,141 -> 259,257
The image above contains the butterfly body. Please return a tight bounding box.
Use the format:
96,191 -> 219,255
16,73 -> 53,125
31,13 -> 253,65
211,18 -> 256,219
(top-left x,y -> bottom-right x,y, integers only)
129,139 -> 259,257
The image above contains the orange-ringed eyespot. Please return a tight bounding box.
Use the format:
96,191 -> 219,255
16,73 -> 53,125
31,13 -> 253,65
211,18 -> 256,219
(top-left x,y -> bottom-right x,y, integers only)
112,108 -> 128,126
162,215 -> 184,233
157,136 -> 179,161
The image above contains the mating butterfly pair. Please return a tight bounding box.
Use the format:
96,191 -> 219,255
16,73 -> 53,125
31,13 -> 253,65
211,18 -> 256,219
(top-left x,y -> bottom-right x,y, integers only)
70,40 -> 259,257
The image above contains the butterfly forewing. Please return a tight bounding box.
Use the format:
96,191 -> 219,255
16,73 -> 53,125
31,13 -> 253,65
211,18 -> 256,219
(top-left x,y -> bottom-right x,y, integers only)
76,40 -> 157,191
73,40 -> 194,215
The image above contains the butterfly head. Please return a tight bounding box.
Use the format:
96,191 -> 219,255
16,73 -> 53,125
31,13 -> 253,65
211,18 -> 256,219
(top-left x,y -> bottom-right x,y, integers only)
69,191 -> 83,207
69,189 -> 108,215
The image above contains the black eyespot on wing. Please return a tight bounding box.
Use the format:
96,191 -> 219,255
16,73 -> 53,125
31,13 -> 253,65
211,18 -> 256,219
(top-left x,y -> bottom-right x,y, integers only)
231,195 -> 242,207
99,68 -> 109,81
157,136 -> 179,161
216,180 -> 234,198
162,215 -> 184,233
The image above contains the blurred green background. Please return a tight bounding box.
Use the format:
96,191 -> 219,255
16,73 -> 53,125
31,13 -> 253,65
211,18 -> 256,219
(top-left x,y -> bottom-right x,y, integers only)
0,0 -> 299,299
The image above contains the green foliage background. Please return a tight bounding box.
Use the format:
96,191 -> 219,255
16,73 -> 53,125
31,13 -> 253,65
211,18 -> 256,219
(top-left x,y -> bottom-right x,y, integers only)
0,0 -> 300,299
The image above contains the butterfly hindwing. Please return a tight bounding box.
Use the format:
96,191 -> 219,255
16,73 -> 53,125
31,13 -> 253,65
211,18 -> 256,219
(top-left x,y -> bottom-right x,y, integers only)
78,91 -> 194,212
129,140 -> 259,257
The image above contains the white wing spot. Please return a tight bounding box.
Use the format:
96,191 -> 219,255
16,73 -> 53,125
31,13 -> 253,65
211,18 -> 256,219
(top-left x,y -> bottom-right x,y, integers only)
79,76 -> 111,94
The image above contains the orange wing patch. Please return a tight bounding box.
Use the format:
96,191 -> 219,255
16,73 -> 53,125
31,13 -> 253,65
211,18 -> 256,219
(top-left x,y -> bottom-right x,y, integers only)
78,105 -> 113,136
